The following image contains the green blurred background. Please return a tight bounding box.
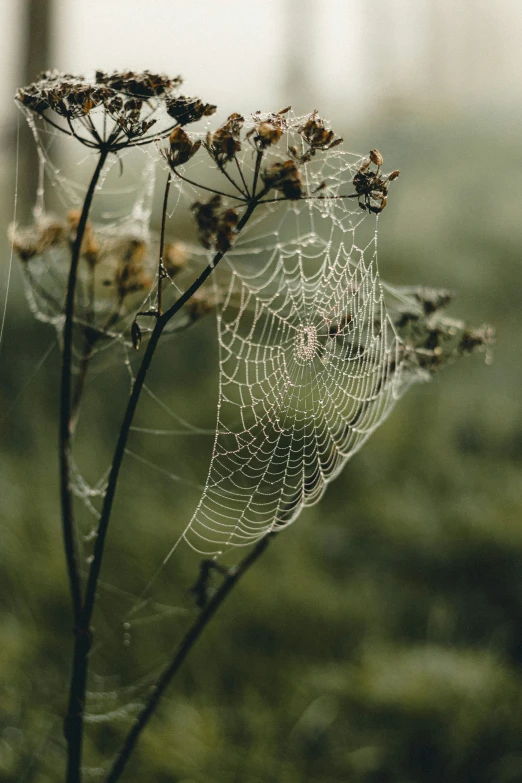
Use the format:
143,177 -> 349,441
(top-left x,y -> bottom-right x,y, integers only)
1,2 -> 521,781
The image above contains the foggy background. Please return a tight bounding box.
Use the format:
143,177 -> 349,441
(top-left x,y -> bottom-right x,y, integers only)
1,2 -> 521,782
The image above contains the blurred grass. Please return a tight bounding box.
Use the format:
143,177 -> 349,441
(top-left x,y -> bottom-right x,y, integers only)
1,108 -> 522,782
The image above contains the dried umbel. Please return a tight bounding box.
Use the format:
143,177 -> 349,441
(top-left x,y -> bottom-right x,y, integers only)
191,195 -> 239,252
391,286 -> 495,374
206,113 -> 244,164
158,109 -> 399,253
163,127 -> 202,168
261,159 -> 303,199
352,149 -> 400,213
10,208 -> 161,340
16,69 -> 215,152
166,95 -> 216,126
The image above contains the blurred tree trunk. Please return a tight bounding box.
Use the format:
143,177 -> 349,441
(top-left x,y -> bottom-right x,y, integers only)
20,0 -> 52,216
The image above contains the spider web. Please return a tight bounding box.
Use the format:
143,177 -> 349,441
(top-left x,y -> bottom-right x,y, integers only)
180,223 -> 414,555
12,103 -> 428,564
152,117 -> 426,558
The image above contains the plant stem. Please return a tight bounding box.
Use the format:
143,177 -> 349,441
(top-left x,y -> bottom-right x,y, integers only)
60,148 -> 108,622
106,533 -> 273,783
70,348 -> 93,433
61,148 -> 109,782
157,173 -> 172,317
251,150 -> 263,197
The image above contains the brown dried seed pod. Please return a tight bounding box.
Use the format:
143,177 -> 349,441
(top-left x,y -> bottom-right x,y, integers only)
166,95 -> 216,125
261,160 -> 303,200
166,127 -> 202,167
208,113 -> 244,163
257,122 -> 282,147
369,149 -> 383,167
131,319 -> 142,350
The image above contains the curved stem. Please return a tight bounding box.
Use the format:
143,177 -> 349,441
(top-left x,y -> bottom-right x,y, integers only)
172,168 -> 246,202
106,533 -> 273,783
60,148 -> 108,624
61,148 -> 109,783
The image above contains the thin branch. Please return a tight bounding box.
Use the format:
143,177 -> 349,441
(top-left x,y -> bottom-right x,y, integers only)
171,167 -> 246,202
234,155 -> 250,197
37,111 -> 74,137
66,115 -> 99,149
157,173 -> 172,316
212,153 -> 247,198
105,533 -> 274,783
251,149 -> 264,197
112,123 -> 180,151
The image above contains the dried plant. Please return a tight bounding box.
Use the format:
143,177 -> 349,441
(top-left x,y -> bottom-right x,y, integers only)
10,70 -> 493,783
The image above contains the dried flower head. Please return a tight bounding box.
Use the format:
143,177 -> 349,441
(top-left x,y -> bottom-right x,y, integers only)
192,195 -> 239,252
299,112 -> 343,152
95,70 -> 181,98
206,113 -> 244,164
246,120 -> 283,151
352,150 -> 399,214
458,324 -> 495,357
162,127 -> 202,168
9,216 -> 67,262
16,69 -> 215,152
166,96 -> 216,126
261,159 -> 303,200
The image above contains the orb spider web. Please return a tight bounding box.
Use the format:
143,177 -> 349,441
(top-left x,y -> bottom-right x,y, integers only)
169,138 -> 422,556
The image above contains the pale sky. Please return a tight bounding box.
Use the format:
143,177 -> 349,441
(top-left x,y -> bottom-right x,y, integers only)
1,0 -> 521,128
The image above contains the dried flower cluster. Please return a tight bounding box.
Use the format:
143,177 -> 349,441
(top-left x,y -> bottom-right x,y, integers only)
392,286 -> 495,373
191,196 -> 239,252
16,69 -> 215,151
162,127 -> 202,168
352,149 -> 400,213
261,159 -> 303,199
206,113 -> 244,164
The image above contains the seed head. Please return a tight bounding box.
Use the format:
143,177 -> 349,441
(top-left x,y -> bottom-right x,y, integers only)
192,195 -> 239,252
261,160 -> 303,200
164,127 -> 202,168
207,113 -> 244,164
369,149 -> 384,167
166,96 -> 216,126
